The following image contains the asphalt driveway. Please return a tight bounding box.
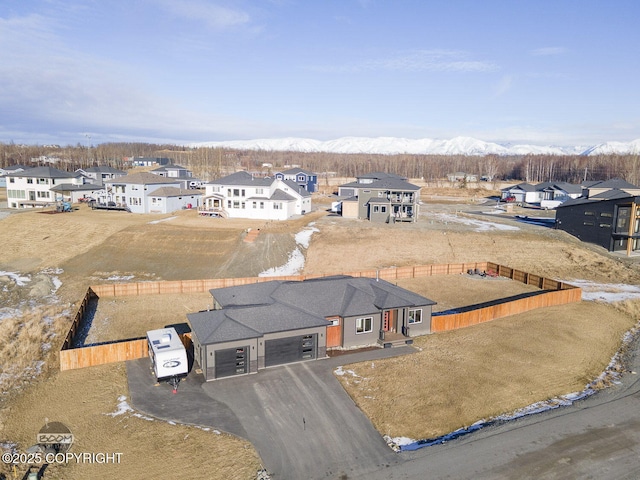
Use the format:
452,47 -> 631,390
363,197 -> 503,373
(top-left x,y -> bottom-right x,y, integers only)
128,346 -> 415,479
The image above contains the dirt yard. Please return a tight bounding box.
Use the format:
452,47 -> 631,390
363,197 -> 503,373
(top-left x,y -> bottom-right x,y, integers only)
2,192 -> 640,479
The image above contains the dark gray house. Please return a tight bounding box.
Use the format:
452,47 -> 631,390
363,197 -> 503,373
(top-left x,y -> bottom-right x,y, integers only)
338,173 -> 421,223
187,276 -> 436,380
556,189 -> 640,255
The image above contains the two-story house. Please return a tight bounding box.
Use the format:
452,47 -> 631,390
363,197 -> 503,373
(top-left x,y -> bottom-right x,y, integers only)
274,168 -> 318,193
201,171 -> 311,220
104,172 -> 201,214
76,166 -> 126,185
5,166 -> 87,209
338,172 -> 421,223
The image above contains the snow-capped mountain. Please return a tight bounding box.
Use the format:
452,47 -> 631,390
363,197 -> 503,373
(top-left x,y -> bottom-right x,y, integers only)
192,136 -> 640,156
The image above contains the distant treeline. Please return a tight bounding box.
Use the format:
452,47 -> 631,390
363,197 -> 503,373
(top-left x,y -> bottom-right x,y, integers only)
1,142 -> 638,185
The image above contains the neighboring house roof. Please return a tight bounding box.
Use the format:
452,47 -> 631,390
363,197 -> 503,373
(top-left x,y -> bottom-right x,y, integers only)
339,178 -> 420,191
587,178 -> 640,190
502,182 -> 536,192
357,172 -> 407,181
82,166 -> 126,174
107,172 -> 179,185
209,171 -> 272,187
147,187 -> 203,197
547,182 -> 583,194
268,190 -> 296,201
6,166 -> 77,178
50,184 -> 104,192
556,190 -> 636,208
281,179 -> 312,197
279,168 -> 315,176
1,164 -> 29,173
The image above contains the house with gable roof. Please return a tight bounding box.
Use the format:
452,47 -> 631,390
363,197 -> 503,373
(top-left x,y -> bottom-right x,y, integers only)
274,168 -> 318,193
5,166 -> 87,209
337,172 -> 421,223
104,172 -> 201,213
201,171 -> 311,220
187,275 -> 436,380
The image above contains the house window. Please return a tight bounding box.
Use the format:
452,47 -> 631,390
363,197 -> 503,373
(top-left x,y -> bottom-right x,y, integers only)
37,178 -> 47,185
355,317 -> 373,334
233,200 -> 240,208
252,201 -> 257,208
584,211 -> 595,216
260,202 -> 264,209
9,177 -> 14,183
256,188 -> 264,194
27,178 -> 33,184
600,212 -> 613,218
408,308 -> 422,324
373,205 -> 380,213
274,202 -> 282,210
380,206 -> 387,213
583,221 -> 594,226
36,191 -> 50,198
298,175 -> 305,182
599,223 -> 611,228
233,189 -> 240,197
227,200 -> 232,208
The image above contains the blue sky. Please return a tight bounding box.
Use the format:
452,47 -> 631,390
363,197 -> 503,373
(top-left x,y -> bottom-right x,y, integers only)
1,0 -> 639,146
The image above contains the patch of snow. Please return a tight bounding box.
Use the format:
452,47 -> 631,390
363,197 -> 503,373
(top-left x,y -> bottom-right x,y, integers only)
149,216 -> 177,224
259,248 -> 305,277
294,225 -> 319,249
428,213 -> 520,232
0,271 -> 31,286
564,280 -> 640,302
334,366 -> 361,378
106,395 -> 133,416
106,275 -> 135,281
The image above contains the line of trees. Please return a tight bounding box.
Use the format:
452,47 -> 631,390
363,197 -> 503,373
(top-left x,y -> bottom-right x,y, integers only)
1,142 -> 638,185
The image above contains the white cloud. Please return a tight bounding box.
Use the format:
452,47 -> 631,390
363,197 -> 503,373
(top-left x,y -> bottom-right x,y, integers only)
155,0 -> 251,30
530,46 -> 567,56
309,50 -> 498,73
493,74 -> 514,98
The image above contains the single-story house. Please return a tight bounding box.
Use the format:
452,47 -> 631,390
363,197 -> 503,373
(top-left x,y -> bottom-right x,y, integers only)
201,171 -> 311,220
187,275 -> 436,380
500,182 -> 539,203
539,182 -> 583,209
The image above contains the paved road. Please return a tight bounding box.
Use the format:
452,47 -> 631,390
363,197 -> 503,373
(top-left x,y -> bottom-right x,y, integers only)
128,347 -> 414,480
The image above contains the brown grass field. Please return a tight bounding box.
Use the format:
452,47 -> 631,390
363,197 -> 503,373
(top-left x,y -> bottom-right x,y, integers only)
1,188 -> 640,479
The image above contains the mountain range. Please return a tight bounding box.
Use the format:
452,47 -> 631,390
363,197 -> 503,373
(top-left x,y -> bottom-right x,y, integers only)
193,136 -> 640,156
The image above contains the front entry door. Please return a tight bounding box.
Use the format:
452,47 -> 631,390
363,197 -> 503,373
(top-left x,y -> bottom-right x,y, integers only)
383,310 -> 397,333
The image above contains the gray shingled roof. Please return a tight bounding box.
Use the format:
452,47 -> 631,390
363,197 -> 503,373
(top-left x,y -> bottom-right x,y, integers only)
212,276 -> 435,319
50,183 -> 103,192
7,166 -> 77,178
208,171 -> 272,187
147,187 -> 202,197
107,172 -> 179,185
280,168 -> 315,176
192,276 -> 435,344
83,166 -> 126,174
588,178 -> 640,190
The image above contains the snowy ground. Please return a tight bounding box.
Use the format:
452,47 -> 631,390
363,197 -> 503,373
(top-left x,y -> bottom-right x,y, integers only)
425,212 -> 520,232
258,222 -> 319,277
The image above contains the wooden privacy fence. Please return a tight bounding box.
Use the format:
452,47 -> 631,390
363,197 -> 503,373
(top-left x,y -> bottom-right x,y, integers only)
88,262 -> 490,297
60,261 -> 581,371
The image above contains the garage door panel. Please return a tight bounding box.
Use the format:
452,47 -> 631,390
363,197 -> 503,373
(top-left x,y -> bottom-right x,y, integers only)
215,346 -> 248,378
265,334 -> 316,367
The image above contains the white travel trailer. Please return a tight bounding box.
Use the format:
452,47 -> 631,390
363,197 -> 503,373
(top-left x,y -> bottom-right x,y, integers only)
146,327 -> 188,392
